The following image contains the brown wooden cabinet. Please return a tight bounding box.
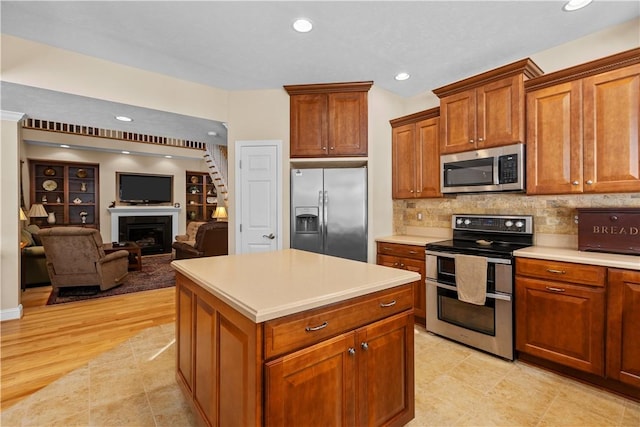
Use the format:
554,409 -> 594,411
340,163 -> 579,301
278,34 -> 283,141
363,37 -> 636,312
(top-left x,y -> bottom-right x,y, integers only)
185,171 -> 217,222
390,108 -> 441,199
285,81 -> 372,158
606,269 -> 640,389
434,59 -> 543,154
515,258 -> 606,376
377,242 -> 426,326
525,48 -> 640,195
29,159 -> 99,228
176,271 -> 416,427
266,312 -> 414,427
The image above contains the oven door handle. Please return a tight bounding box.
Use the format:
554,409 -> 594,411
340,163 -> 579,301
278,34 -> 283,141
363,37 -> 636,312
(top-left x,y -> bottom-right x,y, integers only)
426,279 -> 512,302
425,250 -> 512,265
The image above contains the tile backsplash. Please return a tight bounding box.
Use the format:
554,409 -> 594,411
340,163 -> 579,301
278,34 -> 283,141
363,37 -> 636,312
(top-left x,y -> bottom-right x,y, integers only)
394,192 -> 640,241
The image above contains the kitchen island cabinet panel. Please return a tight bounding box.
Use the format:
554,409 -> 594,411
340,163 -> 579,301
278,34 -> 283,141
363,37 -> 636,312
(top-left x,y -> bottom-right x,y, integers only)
265,333 -> 356,426
606,269 -> 640,388
176,273 -> 262,427
356,312 -> 414,427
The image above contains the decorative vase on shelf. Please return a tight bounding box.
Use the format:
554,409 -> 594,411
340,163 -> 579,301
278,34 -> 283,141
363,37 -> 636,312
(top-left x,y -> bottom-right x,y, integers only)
80,182 -> 87,192
47,212 -> 56,225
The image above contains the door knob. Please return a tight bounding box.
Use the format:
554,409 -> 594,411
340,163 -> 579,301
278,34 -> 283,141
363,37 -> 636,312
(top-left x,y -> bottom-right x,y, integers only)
263,233 -> 275,239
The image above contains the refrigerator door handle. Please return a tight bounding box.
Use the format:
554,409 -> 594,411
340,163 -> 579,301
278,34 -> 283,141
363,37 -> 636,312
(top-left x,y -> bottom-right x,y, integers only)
323,190 -> 328,251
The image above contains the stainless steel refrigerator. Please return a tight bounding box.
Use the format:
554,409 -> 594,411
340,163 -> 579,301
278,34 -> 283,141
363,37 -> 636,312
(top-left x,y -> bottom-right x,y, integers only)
291,167 -> 367,262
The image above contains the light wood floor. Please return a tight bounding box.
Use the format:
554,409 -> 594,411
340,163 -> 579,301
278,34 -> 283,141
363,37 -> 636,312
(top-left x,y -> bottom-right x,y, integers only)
0,285 -> 175,410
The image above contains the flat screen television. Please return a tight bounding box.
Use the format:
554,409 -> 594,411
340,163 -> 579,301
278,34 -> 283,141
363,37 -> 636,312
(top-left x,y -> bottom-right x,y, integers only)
117,172 -> 173,204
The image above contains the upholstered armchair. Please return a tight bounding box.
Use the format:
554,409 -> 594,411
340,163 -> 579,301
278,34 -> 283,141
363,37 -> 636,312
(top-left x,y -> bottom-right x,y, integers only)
38,227 -> 129,291
173,221 -> 206,247
172,221 -> 228,259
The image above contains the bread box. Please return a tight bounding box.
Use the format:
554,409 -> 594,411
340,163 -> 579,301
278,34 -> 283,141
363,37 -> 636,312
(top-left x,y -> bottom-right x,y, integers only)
577,208 -> 640,255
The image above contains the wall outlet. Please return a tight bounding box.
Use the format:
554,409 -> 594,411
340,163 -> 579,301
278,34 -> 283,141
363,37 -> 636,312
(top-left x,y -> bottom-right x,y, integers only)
417,212 -> 423,221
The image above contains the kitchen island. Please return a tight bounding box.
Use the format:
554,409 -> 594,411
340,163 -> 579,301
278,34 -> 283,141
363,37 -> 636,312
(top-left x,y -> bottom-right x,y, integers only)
171,249 -> 420,427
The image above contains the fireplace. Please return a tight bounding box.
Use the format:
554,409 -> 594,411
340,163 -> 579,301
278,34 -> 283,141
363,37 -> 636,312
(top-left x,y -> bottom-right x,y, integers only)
118,216 -> 172,255
108,206 -> 180,256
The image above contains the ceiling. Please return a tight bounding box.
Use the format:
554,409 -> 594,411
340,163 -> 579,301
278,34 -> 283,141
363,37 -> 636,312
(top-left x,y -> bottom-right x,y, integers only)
1,1 -> 639,145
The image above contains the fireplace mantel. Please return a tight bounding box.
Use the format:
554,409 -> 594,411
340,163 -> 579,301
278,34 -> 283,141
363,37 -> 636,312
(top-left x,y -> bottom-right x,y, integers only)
108,206 -> 180,242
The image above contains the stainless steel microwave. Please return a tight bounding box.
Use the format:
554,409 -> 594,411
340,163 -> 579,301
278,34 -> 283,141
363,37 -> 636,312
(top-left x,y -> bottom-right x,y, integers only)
441,143 -> 525,194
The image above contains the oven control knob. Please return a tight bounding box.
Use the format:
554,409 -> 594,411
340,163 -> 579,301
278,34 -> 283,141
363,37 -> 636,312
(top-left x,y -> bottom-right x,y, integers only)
464,219 -> 471,225
505,220 -> 513,228
515,221 -> 524,228
456,218 -> 463,225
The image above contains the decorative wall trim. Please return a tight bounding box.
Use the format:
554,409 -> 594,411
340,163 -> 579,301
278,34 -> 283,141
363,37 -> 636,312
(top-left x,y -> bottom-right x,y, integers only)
0,304 -> 23,322
22,118 -> 206,150
1,110 -> 26,122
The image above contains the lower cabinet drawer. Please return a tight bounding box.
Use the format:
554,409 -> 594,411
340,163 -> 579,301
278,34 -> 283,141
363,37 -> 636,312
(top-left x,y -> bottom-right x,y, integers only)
377,242 -> 424,260
263,284 -> 414,359
516,257 -> 606,287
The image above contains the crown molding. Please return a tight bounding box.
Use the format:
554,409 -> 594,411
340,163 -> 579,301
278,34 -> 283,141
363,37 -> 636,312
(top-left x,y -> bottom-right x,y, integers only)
1,110 -> 26,122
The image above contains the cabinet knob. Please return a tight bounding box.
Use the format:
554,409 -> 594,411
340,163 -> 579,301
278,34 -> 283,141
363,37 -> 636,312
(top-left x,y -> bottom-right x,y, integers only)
586,180 -> 593,185
348,348 -> 356,356
330,147 -> 335,150
410,190 -> 414,193
322,146 -> 327,150
361,342 -> 369,351
469,139 -> 475,144
478,137 -> 484,142
572,181 -> 579,185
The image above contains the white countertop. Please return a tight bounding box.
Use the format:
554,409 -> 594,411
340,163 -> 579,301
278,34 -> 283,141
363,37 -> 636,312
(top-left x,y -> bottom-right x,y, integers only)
171,249 -> 420,323
514,246 -> 640,271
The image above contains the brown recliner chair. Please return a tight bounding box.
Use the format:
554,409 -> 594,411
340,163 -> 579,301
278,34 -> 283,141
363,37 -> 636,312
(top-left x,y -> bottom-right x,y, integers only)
172,221 -> 228,259
38,227 -> 129,291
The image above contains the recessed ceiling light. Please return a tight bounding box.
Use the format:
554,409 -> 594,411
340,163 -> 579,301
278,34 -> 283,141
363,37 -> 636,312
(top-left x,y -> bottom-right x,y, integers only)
563,0 -> 593,11
121,151 -> 130,154
395,72 -> 410,81
293,18 -> 313,33
207,131 -> 218,136
115,115 -> 133,122
60,144 -> 70,148
164,155 -> 173,159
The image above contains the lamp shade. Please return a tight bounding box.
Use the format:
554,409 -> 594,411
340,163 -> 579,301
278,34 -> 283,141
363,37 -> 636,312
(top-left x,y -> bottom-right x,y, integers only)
212,206 -> 228,221
19,207 -> 27,221
28,203 -> 48,218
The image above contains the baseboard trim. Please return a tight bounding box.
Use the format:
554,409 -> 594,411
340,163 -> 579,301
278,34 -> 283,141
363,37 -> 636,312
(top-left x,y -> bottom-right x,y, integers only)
0,304 -> 23,321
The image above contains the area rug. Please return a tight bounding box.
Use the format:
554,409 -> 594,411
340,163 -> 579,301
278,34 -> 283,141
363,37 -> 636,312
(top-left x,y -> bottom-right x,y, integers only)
46,253 -> 175,305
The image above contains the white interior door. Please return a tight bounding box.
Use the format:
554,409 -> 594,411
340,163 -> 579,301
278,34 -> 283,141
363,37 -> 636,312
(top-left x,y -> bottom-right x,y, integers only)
235,141 -> 281,254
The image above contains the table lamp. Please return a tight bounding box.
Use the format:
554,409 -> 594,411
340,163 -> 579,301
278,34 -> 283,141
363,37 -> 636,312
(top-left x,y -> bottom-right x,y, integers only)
28,203 -> 48,225
212,206 -> 228,221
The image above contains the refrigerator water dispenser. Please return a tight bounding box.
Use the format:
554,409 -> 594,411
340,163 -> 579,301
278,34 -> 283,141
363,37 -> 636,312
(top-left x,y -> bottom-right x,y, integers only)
294,207 -> 319,234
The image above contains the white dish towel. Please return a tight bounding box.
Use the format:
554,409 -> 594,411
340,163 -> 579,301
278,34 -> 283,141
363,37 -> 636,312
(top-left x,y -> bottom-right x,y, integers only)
454,254 -> 488,305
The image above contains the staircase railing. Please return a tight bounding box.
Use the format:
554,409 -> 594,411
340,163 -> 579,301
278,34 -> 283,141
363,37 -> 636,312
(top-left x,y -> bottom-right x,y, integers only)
203,144 -> 228,206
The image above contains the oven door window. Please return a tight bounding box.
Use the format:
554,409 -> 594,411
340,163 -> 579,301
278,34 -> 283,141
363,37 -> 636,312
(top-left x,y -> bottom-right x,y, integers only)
437,287 -> 496,336
443,157 -> 494,188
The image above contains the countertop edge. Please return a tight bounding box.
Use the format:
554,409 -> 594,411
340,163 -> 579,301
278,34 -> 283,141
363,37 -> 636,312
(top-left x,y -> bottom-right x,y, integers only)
514,247 -> 640,271
172,260 -> 421,323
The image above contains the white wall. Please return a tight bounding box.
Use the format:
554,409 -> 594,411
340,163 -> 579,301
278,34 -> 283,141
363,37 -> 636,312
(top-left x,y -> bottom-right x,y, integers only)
1,113 -> 25,319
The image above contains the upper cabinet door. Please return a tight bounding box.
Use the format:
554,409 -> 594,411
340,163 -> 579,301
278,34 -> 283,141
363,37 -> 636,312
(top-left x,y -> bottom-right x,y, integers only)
439,89 -> 476,154
526,80 -> 583,195
416,117 -> 441,198
477,75 -> 524,149
328,91 -> 368,156
392,123 -> 417,199
583,64 -> 640,194
290,94 -> 328,157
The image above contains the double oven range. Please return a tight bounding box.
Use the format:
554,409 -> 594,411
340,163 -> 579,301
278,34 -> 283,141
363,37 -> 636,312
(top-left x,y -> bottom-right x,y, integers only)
425,214 -> 533,360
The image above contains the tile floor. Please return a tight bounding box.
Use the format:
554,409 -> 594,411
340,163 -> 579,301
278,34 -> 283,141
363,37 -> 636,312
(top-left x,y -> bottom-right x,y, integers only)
1,324 -> 639,426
